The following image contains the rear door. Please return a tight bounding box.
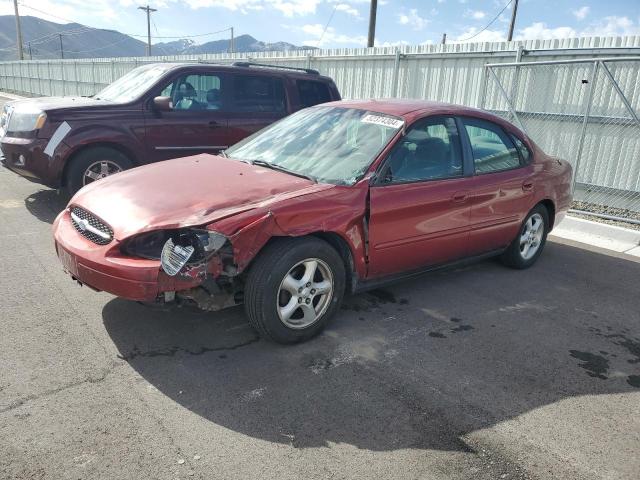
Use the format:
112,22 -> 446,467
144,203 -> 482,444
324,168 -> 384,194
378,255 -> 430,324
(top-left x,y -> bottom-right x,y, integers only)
367,116 -> 474,277
462,117 -> 535,255
144,70 -> 230,161
226,73 -> 288,146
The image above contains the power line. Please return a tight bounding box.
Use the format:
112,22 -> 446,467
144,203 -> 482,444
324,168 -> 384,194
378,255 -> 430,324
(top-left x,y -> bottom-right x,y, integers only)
457,0 -> 513,42
18,3 -> 234,40
318,3 -> 338,48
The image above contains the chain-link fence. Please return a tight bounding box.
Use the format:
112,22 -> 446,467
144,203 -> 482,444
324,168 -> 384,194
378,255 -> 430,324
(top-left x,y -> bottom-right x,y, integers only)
482,57 -> 640,224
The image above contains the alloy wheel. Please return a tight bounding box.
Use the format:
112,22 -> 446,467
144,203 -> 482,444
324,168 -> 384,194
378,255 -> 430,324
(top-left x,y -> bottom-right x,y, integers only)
83,160 -> 123,186
519,213 -> 544,260
277,258 -> 334,329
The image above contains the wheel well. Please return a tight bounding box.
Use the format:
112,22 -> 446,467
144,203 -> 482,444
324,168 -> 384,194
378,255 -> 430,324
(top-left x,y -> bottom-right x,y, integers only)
311,232 -> 357,293
61,143 -> 137,187
538,199 -> 556,229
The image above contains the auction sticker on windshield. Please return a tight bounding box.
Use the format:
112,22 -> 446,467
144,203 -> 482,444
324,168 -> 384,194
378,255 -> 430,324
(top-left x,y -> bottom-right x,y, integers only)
361,114 -> 404,129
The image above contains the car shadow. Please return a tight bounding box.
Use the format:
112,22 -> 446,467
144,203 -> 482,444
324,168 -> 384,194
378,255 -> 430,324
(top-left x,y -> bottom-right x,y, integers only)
24,188 -> 67,224
102,243 -> 640,452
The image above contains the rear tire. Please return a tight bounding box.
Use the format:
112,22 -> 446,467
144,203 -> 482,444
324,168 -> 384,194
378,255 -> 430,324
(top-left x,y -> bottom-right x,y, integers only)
244,237 -> 345,344
66,147 -> 133,195
501,204 -> 549,269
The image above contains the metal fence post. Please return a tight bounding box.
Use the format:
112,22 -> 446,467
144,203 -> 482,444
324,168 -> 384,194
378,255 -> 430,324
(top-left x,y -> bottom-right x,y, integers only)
509,45 -> 524,110
91,60 -> 96,94
61,61 -> 65,96
479,64 -> 489,109
47,61 -> 53,96
572,60 -> 599,193
74,60 -> 79,96
391,49 -> 402,98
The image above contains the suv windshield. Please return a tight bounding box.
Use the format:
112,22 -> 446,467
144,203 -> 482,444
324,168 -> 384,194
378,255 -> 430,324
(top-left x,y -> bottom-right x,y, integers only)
94,64 -> 174,103
225,106 -> 403,185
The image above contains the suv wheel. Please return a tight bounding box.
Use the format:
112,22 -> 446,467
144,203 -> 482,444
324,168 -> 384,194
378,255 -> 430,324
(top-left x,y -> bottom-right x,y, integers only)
66,147 -> 133,195
244,237 -> 345,344
501,204 -> 550,269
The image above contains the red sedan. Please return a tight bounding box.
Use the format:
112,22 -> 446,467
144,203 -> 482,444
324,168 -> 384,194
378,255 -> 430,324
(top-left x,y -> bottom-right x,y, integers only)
53,100 -> 573,343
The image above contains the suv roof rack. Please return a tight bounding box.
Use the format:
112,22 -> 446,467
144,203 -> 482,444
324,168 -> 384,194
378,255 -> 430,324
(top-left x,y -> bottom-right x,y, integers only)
232,61 -> 320,75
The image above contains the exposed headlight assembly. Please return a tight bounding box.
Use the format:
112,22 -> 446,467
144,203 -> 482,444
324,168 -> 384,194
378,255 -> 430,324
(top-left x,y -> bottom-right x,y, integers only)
122,229 -> 228,277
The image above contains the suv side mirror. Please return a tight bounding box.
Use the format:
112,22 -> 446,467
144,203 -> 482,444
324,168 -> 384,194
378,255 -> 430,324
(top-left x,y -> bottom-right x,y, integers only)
153,96 -> 172,112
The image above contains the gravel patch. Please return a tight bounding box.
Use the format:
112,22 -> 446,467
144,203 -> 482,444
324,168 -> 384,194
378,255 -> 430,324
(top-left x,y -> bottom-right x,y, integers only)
570,201 -> 640,231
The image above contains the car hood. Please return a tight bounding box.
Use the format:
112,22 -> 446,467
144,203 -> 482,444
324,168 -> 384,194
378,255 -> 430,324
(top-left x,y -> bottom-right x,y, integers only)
8,96 -> 113,112
70,154 -> 334,241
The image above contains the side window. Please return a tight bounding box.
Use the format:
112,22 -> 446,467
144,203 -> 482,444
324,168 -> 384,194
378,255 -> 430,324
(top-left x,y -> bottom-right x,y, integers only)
382,117 -> 463,183
510,133 -> 532,164
297,80 -> 331,108
159,73 -> 224,111
231,75 -> 286,113
463,118 -> 521,174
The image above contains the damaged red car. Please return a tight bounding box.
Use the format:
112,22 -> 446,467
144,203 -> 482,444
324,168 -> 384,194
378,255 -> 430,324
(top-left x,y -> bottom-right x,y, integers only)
53,100 -> 572,343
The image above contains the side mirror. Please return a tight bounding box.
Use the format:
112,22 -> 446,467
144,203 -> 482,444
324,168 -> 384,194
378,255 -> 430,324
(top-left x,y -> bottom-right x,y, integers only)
153,96 -> 172,112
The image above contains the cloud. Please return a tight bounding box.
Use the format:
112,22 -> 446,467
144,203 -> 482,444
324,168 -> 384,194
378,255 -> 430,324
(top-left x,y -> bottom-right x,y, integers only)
515,22 -> 577,40
182,0 -> 319,16
581,16 -> 640,36
454,27 -> 505,43
335,3 -> 361,19
572,6 -> 590,21
397,8 -> 428,31
467,10 -> 486,20
295,23 -> 366,47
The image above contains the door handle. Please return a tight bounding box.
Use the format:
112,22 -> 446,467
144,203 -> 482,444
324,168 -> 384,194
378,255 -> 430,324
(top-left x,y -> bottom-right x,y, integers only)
522,181 -> 534,191
452,192 -> 468,203
208,120 -> 221,128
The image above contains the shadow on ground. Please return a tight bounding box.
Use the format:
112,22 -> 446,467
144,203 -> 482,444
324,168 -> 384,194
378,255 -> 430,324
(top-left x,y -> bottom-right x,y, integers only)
24,189 -> 67,223
102,243 -> 640,452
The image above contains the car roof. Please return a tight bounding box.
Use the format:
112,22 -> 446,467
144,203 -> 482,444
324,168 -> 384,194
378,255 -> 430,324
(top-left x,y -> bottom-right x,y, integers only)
151,62 -> 335,82
320,98 -> 523,133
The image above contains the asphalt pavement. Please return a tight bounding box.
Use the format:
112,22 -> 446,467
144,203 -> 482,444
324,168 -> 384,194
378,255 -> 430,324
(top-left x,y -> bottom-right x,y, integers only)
1,97 -> 639,479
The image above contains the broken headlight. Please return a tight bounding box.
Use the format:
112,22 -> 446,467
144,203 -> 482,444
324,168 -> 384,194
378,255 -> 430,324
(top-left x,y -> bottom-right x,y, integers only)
122,229 -> 228,276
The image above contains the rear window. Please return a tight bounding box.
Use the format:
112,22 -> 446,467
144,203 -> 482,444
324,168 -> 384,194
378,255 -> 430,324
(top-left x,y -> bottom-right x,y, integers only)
297,80 -> 332,108
231,75 -> 286,113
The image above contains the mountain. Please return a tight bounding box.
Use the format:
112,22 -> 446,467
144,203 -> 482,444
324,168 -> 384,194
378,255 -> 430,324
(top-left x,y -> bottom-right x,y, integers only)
0,16 -> 314,61
155,34 -> 316,55
0,16 -> 147,60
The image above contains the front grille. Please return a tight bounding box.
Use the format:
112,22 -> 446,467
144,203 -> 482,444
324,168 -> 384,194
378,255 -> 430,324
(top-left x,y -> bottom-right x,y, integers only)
70,206 -> 113,245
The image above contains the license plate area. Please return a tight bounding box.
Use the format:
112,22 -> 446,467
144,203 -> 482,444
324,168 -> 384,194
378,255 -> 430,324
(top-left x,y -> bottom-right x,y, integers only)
58,246 -> 79,277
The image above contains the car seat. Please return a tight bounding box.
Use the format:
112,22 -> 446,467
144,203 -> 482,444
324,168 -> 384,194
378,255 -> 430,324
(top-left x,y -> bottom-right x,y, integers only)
174,82 -> 202,110
206,89 -> 222,110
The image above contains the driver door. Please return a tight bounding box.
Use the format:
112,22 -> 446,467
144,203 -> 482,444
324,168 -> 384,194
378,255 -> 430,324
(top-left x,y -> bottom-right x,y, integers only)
367,116 -> 475,277
144,71 -> 230,162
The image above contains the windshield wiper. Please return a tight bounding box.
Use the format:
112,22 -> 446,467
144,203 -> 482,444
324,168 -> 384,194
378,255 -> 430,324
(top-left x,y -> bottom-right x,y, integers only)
219,150 -> 228,158
251,160 -> 317,183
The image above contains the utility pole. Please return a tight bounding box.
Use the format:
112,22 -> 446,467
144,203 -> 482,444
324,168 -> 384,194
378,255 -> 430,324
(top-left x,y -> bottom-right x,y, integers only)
441,33 -> 447,45
507,0 -> 519,41
138,5 -> 157,56
59,34 -> 64,59
28,42 -> 32,60
229,27 -> 234,54
13,0 -> 24,60
367,0 -> 377,48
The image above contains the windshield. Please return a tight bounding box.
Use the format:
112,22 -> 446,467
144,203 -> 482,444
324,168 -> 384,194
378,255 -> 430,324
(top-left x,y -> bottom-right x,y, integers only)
94,64 -> 174,103
225,106 -> 404,185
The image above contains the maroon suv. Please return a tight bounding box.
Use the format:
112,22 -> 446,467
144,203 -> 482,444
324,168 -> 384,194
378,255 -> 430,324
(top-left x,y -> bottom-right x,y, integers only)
0,62 -> 340,193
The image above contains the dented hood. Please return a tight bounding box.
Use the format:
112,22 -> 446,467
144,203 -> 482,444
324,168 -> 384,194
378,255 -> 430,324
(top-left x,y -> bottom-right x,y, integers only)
70,154 -> 333,240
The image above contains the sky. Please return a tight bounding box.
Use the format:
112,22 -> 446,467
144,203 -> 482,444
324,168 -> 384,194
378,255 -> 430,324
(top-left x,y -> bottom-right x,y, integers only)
1,0 -> 639,48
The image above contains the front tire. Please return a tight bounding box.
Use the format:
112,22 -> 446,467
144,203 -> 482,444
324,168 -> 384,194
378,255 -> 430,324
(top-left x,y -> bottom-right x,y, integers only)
66,147 -> 133,195
244,237 -> 345,344
501,204 -> 549,269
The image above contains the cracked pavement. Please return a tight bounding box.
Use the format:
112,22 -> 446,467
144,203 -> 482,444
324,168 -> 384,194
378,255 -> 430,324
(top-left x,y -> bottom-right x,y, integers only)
1,99 -> 639,478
